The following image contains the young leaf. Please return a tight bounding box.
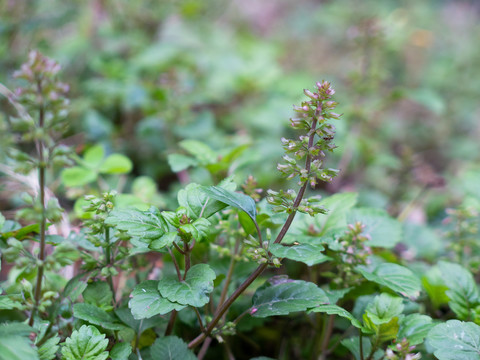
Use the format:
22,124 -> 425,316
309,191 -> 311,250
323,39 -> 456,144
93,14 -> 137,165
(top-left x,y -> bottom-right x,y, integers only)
158,264 -> 216,307
150,336 -> 196,360
82,281 -> 113,310
129,280 -> 185,319
38,335 -> 60,360
177,183 -> 228,219
201,185 -> 257,222
61,166 -> 97,187
427,320 -> 480,360
309,304 -> 363,329
105,207 -> 170,248
397,314 -> 433,346
82,145 -> 104,169
252,280 -> 328,317
167,153 -> 198,172
341,336 -> 383,360
179,139 -> 217,164
269,243 -> 331,266
347,208 -> 402,248
61,325 -> 109,360
99,153 -> 132,174
365,293 -> 404,325
109,342 -> 132,360
73,303 -> 126,330
438,261 -> 480,320
356,263 -> 421,299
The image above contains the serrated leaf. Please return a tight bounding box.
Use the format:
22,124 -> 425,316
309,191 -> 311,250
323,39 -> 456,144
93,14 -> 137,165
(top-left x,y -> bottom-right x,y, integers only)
158,264 -> 216,307
82,282 -> 113,310
252,280 -> 328,317
201,185 -> 257,222
177,183 -> 228,220
347,208 -> 402,248
0,295 -> 24,310
0,336 -> 39,360
99,153 -> 132,174
38,336 -> 60,360
269,243 -> 331,266
422,266 -> 450,308
365,293 -> 404,325
129,280 -> 185,319
427,320 -> 480,360
61,166 -> 97,187
61,325 -> 109,360
167,154 -> 198,172
150,336 -> 196,360
398,314 -> 433,345
356,263 -> 421,299
0,323 -> 35,337
73,303 -> 126,330
309,304 -> 362,329
109,342 -> 132,360
105,207 -> 169,247
438,261 -> 480,320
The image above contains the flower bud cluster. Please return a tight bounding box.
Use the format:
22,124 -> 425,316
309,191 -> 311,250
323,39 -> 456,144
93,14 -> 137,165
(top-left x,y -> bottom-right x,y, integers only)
385,338 -> 421,360
244,235 -> 281,267
83,191 -> 117,244
331,222 -> 372,287
267,189 -> 327,217
241,175 -> 263,202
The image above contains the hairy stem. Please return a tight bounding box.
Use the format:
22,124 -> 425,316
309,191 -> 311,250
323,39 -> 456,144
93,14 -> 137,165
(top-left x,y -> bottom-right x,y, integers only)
29,80 -> 46,326
104,228 -> 116,305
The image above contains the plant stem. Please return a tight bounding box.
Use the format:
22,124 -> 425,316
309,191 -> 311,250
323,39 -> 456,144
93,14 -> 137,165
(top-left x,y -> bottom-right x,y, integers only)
359,332 -> 364,360
29,80 -> 46,327
188,118 -> 319,350
168,247 -> 182,281
104,228 -> 116,305
318,315 -> 334,360
192,306 -> 205,333
197,337 -> 212,360
165,310 -> 177,336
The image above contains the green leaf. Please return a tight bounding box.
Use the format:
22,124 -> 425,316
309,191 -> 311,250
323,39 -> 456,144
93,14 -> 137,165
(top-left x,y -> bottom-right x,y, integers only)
105,207 -> 169,248
99,154 -> 132,174
0,323 -> 35,337
438,261 -> 480,320
0,336 -> 39,360
158,264 -> 216,307
129,280 -> 185,319
167,154 -> 198,172
397,314 -> 433,345
356,263 -> 421,299
61,166 -> 97,187
109,342 -> 132,360
365,293 -> 404,325
61,325 -> 109,360
179,140 -> 217,164
347,208 -> 402,248
269,243 -> 331,266
83,145 -> 104,169
82,281 -> 113,310
201,185 -> 257,222
38,335 -> 60,360
0,295 -> 24,310
150,336 -> 196,360
313,193 -> 358,235
422,266 -> 450,308
73,303 -> 126,330
252,280 -> 328,317
309,304 -> 362,329
1,223 -> 40,241
427,320 -> 480,360
403,223 -> 442,260
178,183 -> 228,220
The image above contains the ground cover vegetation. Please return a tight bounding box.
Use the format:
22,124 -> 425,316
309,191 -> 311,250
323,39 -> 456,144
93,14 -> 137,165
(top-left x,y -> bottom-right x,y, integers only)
1,1 -> 480,359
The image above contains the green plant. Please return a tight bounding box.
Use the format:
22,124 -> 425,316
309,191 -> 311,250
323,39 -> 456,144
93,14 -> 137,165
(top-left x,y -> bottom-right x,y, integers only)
3,51 -> 480,360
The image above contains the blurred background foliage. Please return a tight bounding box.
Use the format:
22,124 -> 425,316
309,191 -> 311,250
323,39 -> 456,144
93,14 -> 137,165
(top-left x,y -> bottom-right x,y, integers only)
2,0 -> 480,220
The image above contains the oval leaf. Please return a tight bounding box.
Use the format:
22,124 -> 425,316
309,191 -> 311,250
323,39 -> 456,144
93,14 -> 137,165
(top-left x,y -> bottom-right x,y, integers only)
309,304 -> 363,329
150,336 -> 196,360
61,166 -> 97,187
356,263 -> 421,299
201,185 -> 257,221
158,264 -> 216,307
269,243 -> 331,266
129,280 -> 185,319
252,280 -> 328,317
99,154 -> 132,174
427,320 -> 480,360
